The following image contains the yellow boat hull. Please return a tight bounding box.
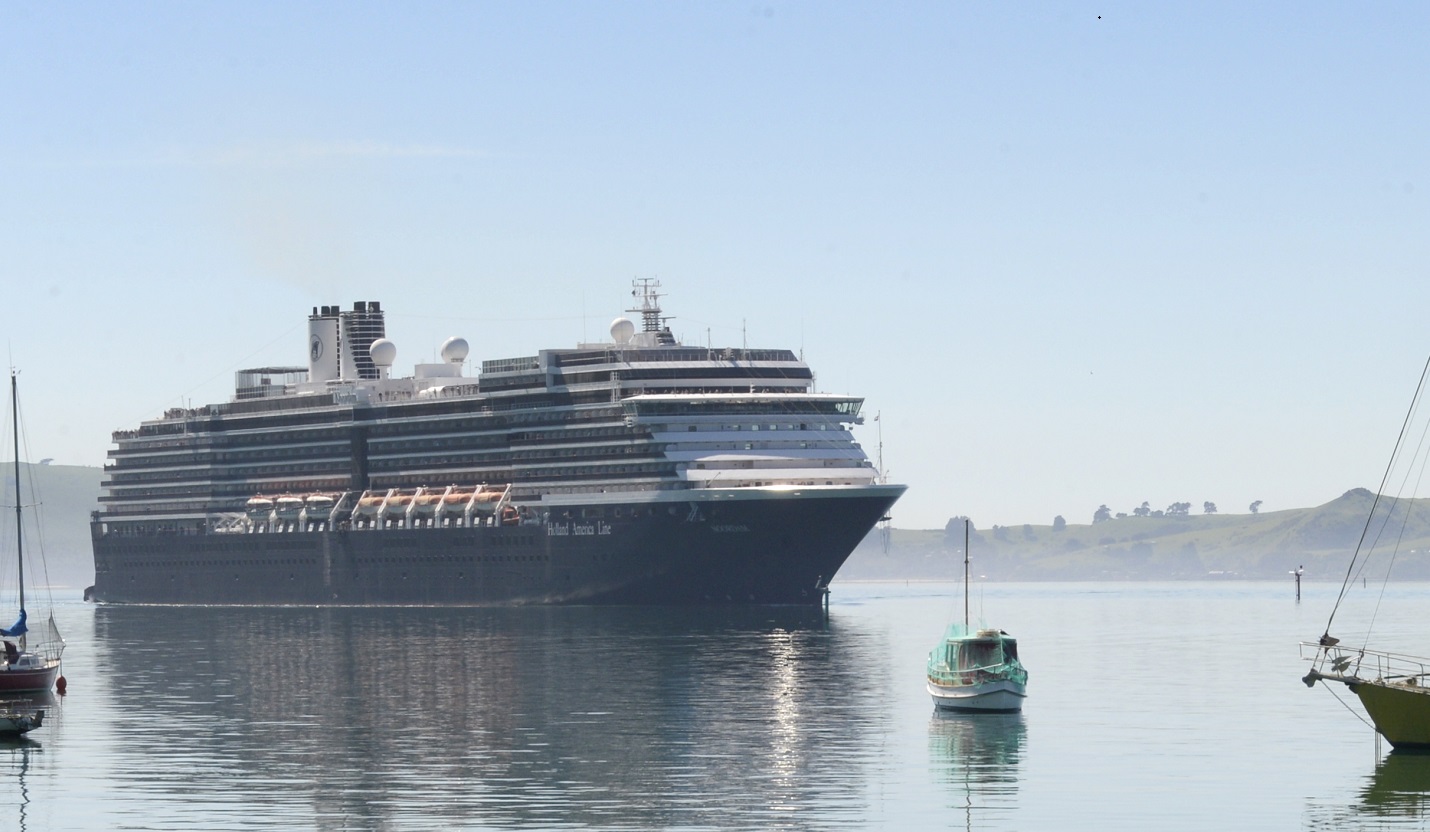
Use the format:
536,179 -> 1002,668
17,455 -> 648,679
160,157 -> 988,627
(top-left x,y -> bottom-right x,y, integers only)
1352,680 -> 1430,750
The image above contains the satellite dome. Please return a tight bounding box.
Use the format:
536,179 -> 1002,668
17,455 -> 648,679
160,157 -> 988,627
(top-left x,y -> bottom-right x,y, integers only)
441,336 -> 470,364
610,317 -> 636,345
369,338 -> 397,368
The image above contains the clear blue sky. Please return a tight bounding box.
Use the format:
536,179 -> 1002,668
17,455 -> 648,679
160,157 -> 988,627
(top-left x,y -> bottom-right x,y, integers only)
2,2 -> 1427,530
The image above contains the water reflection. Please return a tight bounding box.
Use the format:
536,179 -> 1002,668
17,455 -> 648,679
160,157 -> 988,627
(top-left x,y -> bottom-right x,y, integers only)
1361,752 -> 1430,815
1306,751 -> 1430,829
928,711 -> 1026,829
1,735 -> 40,832
91,605 -> 891,829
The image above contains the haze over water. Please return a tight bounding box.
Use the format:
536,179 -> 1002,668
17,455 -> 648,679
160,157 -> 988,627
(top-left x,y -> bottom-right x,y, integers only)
3,581 -> 1425,830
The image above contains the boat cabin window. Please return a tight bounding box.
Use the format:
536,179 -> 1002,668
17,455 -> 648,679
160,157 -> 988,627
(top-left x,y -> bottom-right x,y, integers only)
956,639 -> 1004,669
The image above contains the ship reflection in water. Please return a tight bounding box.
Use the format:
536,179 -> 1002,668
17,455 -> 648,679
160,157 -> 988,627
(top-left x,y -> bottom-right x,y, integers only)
928,710 -> 1026,825
91,604 -> 892,829
1304,751 -> 1430,829
1357,752 -> 1430,818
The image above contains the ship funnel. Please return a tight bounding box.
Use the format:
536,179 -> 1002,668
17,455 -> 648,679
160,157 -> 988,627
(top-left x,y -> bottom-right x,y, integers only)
308,307 -> 340,384
339,301 -> 387,381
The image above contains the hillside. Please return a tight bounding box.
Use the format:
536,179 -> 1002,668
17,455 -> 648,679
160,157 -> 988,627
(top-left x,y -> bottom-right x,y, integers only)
838,488 -> 1430,582
0,462 -> 104,590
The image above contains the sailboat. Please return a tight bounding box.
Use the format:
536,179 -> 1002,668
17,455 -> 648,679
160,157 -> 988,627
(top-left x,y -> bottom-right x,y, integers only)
927,519 -> 1027,712
0,371 -> 64,694
1303,356 -> 1430,749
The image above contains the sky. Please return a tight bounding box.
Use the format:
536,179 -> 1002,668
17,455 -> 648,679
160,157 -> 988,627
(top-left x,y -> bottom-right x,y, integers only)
1,2 -> 1428,530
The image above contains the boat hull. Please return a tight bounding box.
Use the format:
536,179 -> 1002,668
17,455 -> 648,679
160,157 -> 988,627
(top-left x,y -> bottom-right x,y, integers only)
0,663 -> 60,694
1351,680 -> 1430,750
90,486 -> 903,606
0,708 -> 43,736
928,678 -> 1027,713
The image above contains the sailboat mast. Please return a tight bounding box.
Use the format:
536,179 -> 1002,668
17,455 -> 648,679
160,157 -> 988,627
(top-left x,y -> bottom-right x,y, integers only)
964,518 -> 970,628
11,371 -> 21,613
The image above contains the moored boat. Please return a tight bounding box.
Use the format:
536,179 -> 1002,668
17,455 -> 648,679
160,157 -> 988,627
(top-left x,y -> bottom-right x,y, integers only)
0,371 -> 64,693
926,520 -> 1027,712
927,624 -> 1028,713
1303,355 -> 1430,748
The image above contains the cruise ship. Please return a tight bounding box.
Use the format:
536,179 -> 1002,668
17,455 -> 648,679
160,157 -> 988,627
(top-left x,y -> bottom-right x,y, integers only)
89,281 -> 905,606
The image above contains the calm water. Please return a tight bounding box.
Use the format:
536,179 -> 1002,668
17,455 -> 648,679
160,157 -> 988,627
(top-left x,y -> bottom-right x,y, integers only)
3,580 -> 1428,830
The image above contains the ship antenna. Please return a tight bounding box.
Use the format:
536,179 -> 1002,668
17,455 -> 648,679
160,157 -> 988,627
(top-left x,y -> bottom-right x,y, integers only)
628,277 -> 664,334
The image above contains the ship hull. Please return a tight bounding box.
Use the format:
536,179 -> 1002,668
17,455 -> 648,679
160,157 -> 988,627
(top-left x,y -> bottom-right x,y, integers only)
927,679 -> 1027,713
90,486 -> 902,606
1351,680 -> 1430,750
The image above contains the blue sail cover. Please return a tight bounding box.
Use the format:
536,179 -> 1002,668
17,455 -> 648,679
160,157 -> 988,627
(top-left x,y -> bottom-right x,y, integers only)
0,609 -> 27,637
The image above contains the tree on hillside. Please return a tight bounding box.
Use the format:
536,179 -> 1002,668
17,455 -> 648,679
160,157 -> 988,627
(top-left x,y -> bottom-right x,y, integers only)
1053,515 -> 1067,531
1203,501 -> 1217,514
1133,501 -> 1151,517
1167,502 -> 1192,516
945,516 -> 974,537
1093,504 -> 1112,523
1250,500 -> 1263,514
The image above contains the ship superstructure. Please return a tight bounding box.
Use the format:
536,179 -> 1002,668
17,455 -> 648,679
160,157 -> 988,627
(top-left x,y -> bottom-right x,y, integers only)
91,281 -> 905,605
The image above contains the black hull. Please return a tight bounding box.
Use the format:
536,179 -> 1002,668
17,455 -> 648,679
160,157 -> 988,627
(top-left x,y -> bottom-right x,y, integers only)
90,487 -> 902,606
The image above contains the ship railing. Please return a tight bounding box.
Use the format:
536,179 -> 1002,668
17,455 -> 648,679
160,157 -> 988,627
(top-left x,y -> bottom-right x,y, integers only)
1301,641 -> 1430,687
210,513 -> 248,534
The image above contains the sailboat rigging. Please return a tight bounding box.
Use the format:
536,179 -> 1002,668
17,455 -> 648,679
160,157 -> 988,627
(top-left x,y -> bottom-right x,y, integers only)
0,370 -> 64,694
1303,354 -> 1430,749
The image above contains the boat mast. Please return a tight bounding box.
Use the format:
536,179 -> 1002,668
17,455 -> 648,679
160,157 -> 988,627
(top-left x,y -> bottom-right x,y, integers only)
10,371 -> 21,614
964,518 -> 970,628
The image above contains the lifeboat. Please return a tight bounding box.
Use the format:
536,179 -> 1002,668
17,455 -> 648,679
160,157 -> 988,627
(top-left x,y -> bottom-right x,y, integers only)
473,491 -> 503,513
245,497 -> 274,518
436,490 -> 474,515
274,496 -> 305,518
383,494 -> 414,517
356,495 -> 386,517
500,505 -> 519,526
412,494 -> 443,515
305,494 -> 336,512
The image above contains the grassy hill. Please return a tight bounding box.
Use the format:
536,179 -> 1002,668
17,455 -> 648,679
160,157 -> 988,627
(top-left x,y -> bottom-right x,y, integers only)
839,488 -> 1430,582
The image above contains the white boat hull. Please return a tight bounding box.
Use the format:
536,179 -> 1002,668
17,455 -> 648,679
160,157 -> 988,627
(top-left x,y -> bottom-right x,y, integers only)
928,678 -> 1027,713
